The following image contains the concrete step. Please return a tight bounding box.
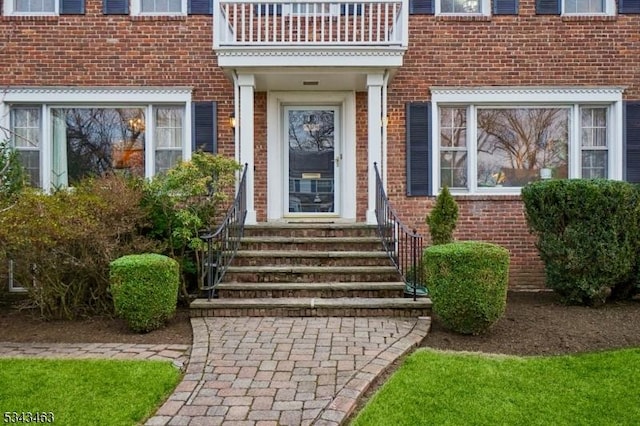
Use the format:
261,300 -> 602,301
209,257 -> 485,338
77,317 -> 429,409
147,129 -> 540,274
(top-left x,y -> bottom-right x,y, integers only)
224,265 -> 401,283
216,281 -> 405,298
190,297 -> 432,318
240,236 -> 382,252
243,223 -> 378,238
233,250 -> 389,267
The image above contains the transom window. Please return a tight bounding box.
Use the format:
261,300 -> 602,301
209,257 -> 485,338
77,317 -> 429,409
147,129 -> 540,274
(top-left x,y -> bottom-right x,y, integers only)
430,87 -> 623,194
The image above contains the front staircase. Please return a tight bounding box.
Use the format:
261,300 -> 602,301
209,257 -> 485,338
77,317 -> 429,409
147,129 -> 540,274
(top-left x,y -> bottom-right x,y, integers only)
190,223 -> 431,317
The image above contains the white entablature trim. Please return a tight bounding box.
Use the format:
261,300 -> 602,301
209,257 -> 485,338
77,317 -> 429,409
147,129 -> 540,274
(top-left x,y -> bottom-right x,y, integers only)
217,49 -> 405,57
3,87 -> 193,103
431,86 -> 625,103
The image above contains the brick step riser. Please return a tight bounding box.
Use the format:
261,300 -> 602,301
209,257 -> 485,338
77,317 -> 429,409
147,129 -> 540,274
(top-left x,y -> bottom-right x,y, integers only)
240,242 -> 383,252
217,288 -> 405,298
190,306 -> 431,318
224,272 -> 401,283
243,227 -> 378,238
232,257 -> 389,267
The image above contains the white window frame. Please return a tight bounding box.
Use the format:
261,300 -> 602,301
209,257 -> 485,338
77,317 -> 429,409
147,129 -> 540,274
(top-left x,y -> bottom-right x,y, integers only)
3,0 -> 58,16
131,0 -> 188,16
0,87 -> 193,192
562,0 -> 616,16
435,0 -> 491,16
430,87 -> 624,195
7,260 -> 28,293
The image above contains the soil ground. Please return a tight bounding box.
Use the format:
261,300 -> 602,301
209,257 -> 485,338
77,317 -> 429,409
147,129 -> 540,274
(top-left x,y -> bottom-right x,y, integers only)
1,291 -> 639,356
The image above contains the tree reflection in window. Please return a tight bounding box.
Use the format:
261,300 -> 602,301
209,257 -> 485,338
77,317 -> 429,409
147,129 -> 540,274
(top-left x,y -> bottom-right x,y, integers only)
52,108 -> 145,186
477,108 -> 568,187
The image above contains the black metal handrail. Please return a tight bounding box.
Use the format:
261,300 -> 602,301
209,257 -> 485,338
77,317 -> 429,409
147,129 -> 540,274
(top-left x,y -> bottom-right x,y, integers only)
200,163 -> 248,300
373,162 -> 426,301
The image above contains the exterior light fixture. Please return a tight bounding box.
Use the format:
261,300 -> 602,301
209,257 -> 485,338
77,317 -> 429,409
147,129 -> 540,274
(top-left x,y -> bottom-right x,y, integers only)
229,113 -> 236,129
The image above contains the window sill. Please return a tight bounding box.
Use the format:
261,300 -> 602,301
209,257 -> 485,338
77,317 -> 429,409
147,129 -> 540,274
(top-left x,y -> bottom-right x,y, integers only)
449,193 -> 522,201
130,15 -> 188,21
435,15 -> 491,22
1,15 -> 59,22
561,15 -> 617,22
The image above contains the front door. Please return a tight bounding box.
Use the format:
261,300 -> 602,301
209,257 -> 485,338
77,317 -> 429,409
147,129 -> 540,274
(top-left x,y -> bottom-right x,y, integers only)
284,106 -> 340,216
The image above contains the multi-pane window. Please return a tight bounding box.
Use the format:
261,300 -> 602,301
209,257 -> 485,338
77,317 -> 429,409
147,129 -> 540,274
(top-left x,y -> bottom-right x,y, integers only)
564,0 -> 605,13
155,107 -> 184,174
140,0 -> 182,13
436,104 -> 609,192
13,0 -> 55,13
8,104 -> 186,189
581,107 -> 608,178
10,108 -> 41,187
439,107 -> 468,188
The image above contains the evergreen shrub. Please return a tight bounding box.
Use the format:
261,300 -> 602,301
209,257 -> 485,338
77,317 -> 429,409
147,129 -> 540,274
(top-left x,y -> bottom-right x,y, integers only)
424,241 -> 510,335
110,253 -> 179,332
522,179 -> 640,305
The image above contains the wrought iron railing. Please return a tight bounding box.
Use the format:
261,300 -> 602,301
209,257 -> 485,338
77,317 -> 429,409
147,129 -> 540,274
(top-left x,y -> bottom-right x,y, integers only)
200,164 -> 248,300
373,162 -> 426,301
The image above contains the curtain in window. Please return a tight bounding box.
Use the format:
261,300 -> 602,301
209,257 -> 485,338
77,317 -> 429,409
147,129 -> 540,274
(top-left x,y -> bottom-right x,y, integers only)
52,115 -> 68,188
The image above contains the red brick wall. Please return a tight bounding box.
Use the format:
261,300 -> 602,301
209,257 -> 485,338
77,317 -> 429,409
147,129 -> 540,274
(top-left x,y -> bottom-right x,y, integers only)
2,2 -> 639,289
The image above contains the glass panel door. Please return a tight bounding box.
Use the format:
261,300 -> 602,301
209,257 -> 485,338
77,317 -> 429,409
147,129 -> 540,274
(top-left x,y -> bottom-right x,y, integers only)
286,107 -> 338,214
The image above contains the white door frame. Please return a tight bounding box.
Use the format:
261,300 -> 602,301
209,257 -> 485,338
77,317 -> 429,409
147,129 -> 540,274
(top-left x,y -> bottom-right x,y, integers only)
267,91 -> 356,222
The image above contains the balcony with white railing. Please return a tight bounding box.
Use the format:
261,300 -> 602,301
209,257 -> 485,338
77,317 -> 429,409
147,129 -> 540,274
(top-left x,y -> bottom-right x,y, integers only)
214,0 -> 409,68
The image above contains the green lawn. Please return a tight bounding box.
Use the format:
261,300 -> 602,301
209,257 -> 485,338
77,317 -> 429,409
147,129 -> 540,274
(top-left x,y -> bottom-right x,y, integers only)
0,359 -> 181,426
352,348 -> 640,426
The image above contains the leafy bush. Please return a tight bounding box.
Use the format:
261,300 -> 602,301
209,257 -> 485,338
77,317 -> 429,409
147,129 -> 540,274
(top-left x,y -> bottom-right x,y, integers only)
142,152 -> 241,298
426,186 -> 459,245
0,139 -> 26,203
522,179 -> 640,306
110,254 -> 179,332
0,175 -> 157,318
424,241 -> 510,335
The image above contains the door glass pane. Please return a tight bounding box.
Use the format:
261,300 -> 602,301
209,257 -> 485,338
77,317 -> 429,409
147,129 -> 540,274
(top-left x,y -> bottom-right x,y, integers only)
288,109 -> 335,213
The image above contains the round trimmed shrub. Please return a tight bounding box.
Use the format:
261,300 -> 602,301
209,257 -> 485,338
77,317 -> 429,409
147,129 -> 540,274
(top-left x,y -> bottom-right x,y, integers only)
424,242 -> 510,335
110,253 -> 179,333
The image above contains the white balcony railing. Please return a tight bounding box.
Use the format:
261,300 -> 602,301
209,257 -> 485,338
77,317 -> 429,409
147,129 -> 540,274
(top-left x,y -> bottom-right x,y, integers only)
214,0 -> 408,49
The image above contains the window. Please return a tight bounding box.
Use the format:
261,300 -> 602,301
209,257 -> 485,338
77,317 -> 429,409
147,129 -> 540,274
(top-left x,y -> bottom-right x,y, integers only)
430,87 -> 623,194
563,0 -> 615,14
437,0 -> 490,15
10,107 -> 41,187
4,0 -> 56,14
132,0 -> 187,15
155,106 -> 184,174
3,88 -> 193,191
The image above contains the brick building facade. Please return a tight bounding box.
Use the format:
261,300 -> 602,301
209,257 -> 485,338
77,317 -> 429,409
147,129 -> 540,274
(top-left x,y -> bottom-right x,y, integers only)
2,0 -> 640,289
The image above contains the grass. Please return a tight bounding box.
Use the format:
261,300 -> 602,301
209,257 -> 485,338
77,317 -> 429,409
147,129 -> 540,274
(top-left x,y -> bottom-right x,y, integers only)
0,358 -> 181,426
352,348 -> 640,426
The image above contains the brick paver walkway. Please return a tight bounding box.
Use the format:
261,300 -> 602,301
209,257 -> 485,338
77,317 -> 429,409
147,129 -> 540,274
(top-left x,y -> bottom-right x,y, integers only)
0,316 -> 430,426
147,316 -> 430,426
0,342 -> 190,370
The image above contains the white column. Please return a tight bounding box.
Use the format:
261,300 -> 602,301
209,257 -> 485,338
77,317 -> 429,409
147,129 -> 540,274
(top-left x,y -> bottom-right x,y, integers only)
366,73 -> 384,224
238,74 -> 257,224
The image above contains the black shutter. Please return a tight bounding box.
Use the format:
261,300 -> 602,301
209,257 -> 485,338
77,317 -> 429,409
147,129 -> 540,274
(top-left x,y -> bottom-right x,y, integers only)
60,0 -> 85,14
256,4 -> 282,15
406,102 -> 432,196
620,0 -> 640,13
341,4 -> 363,15
410,0 -> 434,14
625,102 -> 640,183
189,0 -> 213,15
103,0 -> 129,14
536,0 -> 560,14
494,0 -> 519,14
192,102 -> 217,154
